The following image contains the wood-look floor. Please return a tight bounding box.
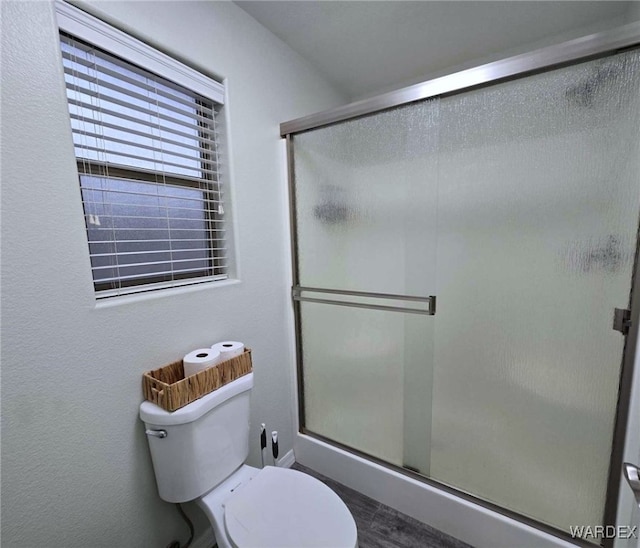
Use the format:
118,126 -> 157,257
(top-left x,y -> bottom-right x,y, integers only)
292,463 -> 473,548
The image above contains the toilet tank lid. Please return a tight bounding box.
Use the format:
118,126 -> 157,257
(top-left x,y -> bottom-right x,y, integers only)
139,372 -> 253,426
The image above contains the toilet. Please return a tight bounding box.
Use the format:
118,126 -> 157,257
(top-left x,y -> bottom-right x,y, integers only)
139,372 -> 358,548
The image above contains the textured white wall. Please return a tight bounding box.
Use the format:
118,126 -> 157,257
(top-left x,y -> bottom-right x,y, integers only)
0,1 -> 345,546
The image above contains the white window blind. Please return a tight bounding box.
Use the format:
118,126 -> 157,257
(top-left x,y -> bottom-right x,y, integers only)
59,30 -> 227,297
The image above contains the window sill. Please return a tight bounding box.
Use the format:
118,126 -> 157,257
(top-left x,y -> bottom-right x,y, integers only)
94,278 -> 241,309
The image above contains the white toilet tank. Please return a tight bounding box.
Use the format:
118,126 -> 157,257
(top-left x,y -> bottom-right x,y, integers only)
140,373 -> 253,503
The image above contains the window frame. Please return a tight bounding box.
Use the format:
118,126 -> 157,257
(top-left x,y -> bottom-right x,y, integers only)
56,1 -> 230,298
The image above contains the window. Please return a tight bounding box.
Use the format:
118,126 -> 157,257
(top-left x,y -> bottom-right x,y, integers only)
56,3 -> 228,298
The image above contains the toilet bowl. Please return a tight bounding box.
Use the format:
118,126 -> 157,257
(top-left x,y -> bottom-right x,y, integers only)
140,372 -> 357,548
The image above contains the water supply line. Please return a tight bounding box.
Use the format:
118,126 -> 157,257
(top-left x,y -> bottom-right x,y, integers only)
165,503 -> 194,548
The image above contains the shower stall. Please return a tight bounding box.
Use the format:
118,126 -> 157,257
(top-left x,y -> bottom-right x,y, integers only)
281,23 -> 640,547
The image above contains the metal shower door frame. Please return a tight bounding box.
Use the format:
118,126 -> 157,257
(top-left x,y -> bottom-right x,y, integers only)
283,20 -> 640,548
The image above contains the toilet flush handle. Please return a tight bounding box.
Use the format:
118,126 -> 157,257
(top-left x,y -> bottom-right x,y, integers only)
145,429 -> 167,439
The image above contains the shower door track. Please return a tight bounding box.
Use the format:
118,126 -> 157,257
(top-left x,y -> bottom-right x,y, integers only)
282,21 -> 640,548
281,21 -> 640,137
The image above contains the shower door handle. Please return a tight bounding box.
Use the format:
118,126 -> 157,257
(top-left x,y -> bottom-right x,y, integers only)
292,286 -> 436,316
623,462 -> 640,509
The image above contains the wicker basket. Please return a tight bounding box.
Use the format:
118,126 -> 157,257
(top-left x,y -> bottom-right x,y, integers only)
142,348 -> 252,412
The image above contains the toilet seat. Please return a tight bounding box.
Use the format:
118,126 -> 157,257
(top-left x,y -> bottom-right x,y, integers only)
223,466 -> 357,548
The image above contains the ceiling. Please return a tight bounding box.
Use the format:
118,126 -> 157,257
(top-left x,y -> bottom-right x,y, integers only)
235,1 -> 634,100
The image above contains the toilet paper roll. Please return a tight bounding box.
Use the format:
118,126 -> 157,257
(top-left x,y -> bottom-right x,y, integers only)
211,341 -> 245,361
183,348 -> 221,377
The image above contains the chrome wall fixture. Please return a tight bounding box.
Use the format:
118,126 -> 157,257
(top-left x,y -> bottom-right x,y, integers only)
282,20 -> 640,548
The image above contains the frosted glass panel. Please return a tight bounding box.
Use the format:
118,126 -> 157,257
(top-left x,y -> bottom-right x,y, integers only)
430,50 -> 640,533
301,301 -> 432,468
294,101 -> 440,473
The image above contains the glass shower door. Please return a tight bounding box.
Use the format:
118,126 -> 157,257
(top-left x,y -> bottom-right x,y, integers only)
429,50 -> 640,533
293,101 -> 440,473
290,46 -> 640,540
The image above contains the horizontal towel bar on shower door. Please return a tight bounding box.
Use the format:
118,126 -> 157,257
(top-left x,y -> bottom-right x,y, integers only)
292,286 -> 436,315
